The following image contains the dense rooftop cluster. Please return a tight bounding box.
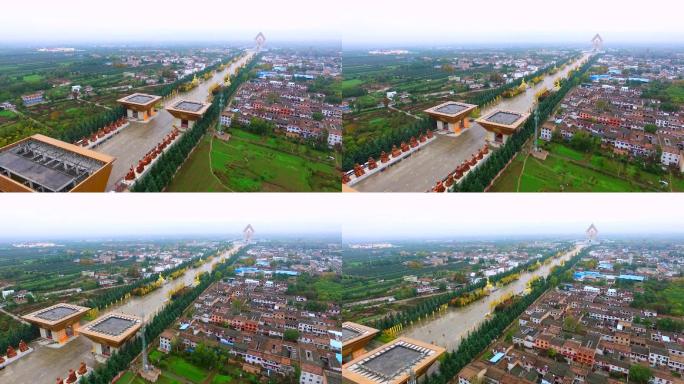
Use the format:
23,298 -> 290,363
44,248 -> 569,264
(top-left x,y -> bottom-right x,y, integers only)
160,276 -> 341,383
227,52 -> 343,147
540,54 -> 684,170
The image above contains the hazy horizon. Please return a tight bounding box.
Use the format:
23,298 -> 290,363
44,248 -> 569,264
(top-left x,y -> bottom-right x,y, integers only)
1,0 -> 681,45
3,195 -> 684,242
0,195 -> 342,241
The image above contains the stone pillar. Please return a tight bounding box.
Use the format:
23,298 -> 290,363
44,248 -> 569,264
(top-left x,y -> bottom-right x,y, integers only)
40,328 -> 49,338
53,328 -> 67,344
127,109 -> 134,118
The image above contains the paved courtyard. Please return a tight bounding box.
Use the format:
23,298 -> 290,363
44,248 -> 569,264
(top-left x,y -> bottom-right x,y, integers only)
1,336 -> 95,384
353,125 -> 487,192
93,52 -> 254,191
354,53 -> 591,192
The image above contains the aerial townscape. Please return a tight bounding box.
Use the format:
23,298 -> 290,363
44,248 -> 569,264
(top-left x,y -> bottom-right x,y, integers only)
3,2 -> 684,384
341,217 -> 684,384
0,219 -> 344,384
341,33 -> 684,193
0,33 -> 342,192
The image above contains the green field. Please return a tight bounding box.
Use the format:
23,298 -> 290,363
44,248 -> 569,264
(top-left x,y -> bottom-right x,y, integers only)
22,74 -> 44,83
168,130 -> 339,192
335,79 -> 365,92
212,374 -> 233,384
666,83 -> 684,103
166,135 -> 230,192
0,110 -> 16,118
164,356 -> 209,383
490,142 -> 681,192
344,108 -> 417,149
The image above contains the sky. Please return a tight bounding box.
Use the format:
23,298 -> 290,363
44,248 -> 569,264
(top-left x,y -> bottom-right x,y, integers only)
340,194 -> 684,241
2,194 -> 684,241
1,0 -> 682,46
0,194 -> 341,241
0,0 -> 342,44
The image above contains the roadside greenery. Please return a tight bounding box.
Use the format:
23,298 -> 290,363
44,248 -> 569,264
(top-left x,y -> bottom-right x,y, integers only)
0,313 -> 39,355
79,247 -> 249,384
369,247 -> 568,330
452,55 -> 599,192
343,117 -> 433,170
132,55 -> 261,192
419,248 -> 586,384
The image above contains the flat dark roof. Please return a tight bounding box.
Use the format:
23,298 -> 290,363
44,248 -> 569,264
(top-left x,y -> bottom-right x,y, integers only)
174,101 -> 205,112
360,345 -> 423,378
0,151 -> 75,191
91,316 -> 137,336
434,103 -> 468,115
35,306 -> 78,322
126,95 -> 156,104
486,111 -> 522,125
342,328 -> 361,342
0,139 -> 104,192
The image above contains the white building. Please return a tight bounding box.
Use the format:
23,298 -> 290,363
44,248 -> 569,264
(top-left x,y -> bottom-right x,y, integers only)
327,129 -> 342,147
300,364 -> 325,384
661,146 -> 683,172
220,112 -> 232,127
541,125 -> 554,141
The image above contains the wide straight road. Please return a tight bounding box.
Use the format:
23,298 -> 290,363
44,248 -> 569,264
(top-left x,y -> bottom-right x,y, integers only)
355,53 -> 592,192
0,244 -> 242,384
402,243 -> 585,352
96,51 -> 255,191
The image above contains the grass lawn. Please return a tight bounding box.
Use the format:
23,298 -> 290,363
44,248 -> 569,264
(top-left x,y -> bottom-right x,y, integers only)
491,142 -> 667,192
170,129 -> 338,192
212,374 -> 234,384
23,74 -> 44,83
0,110 -> 16,118
335,79 -> 364,92
166,135 -> 230,192
149,349 -> 164,364
165,355 -> 209,383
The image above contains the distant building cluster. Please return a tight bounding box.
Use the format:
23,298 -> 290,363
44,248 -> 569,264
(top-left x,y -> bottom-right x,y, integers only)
226,52 -> 342,147
458,283 -> 684,384
243,244 -> 342,275
541,54 -> 684,171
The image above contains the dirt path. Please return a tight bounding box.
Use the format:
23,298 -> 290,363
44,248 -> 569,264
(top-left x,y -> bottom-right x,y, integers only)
516,151 -> 531,192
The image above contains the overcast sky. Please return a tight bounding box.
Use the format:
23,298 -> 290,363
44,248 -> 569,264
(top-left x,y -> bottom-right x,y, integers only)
341,194 -> 684,241
2,194 -> 684,242
1,0 -> 681,46
342,0 -> 684,47
0,194 -> 341,241
0,0 -> 341,44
